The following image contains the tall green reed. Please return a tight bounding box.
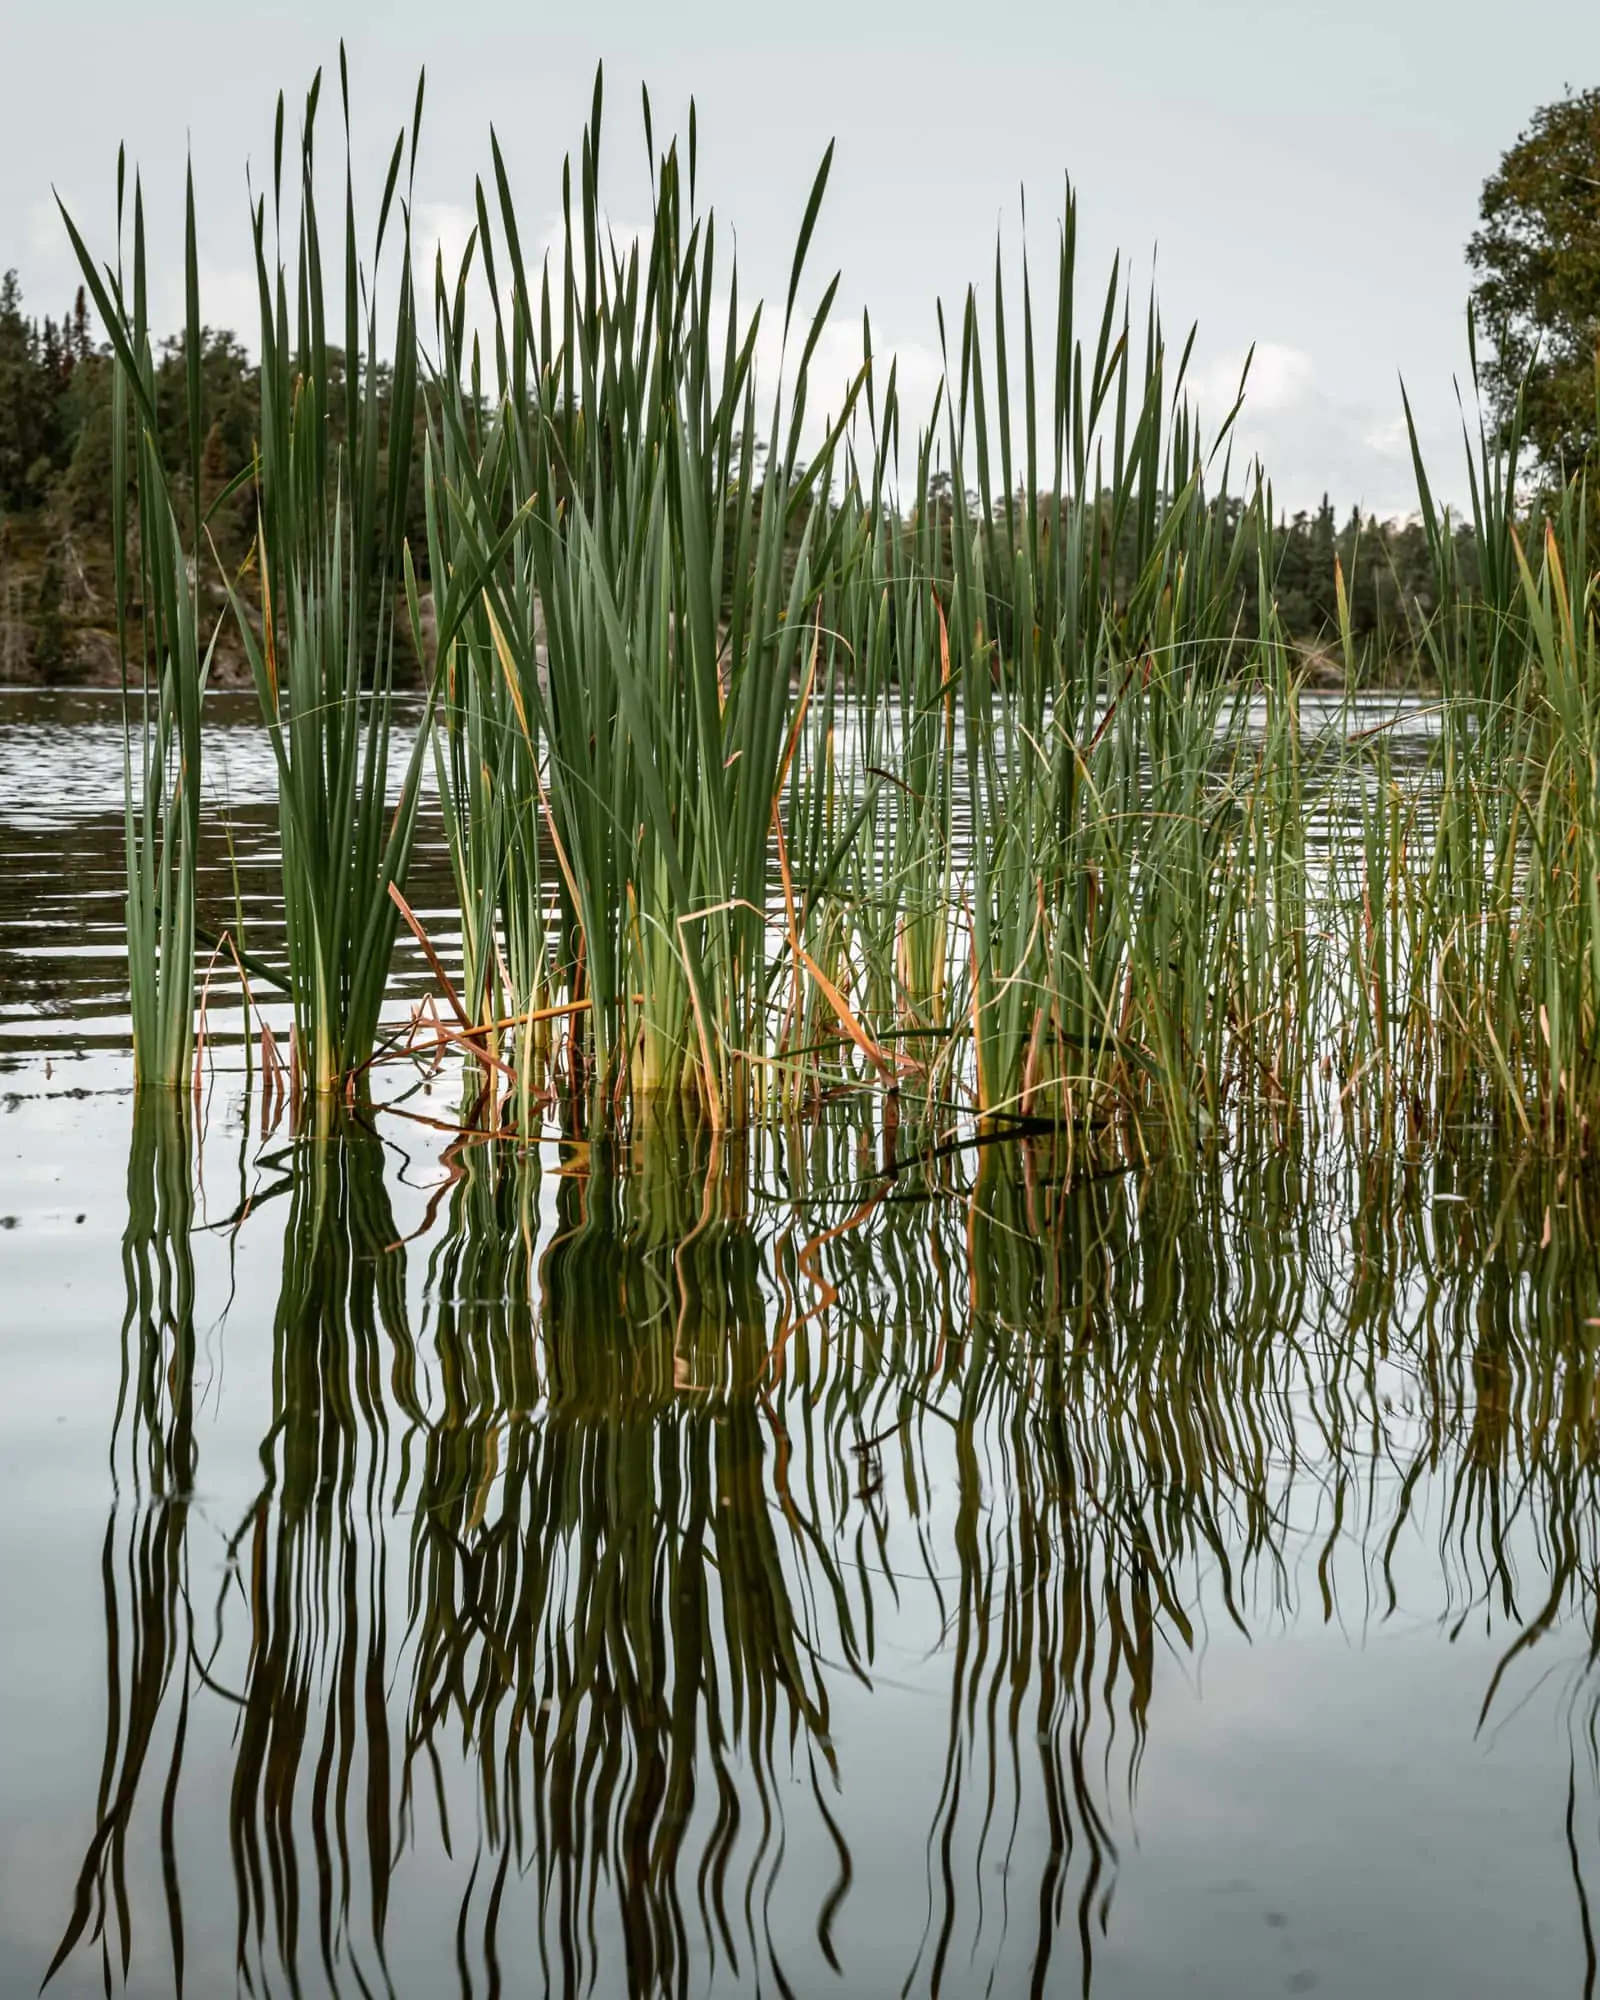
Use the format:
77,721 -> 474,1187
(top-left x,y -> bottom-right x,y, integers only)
799,205 -> 1314,1154
61,164 -> 214,1091
427,75 -> 860,1126
225,59 -> 440,1101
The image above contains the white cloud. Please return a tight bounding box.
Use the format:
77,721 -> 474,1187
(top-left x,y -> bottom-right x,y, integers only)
415,199 -> 479,289
1193,340 -> 1315,422
1178,338 -> 1461,517
194,264 -> 260,345
1362,414 -> 1413,459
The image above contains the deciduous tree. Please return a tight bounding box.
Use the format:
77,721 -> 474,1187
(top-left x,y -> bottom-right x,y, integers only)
1468,88 -> 1600,477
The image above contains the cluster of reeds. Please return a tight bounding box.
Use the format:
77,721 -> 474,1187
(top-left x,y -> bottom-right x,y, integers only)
421,84 -> 879,1129
413,81 -> 1331,1153
66,62 -> 1600,1161
68,63 -> 478,1109
1327,359 -> 1600,1155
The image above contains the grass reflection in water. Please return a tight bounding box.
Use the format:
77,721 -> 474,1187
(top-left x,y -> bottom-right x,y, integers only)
48,1098 -> 1600,1997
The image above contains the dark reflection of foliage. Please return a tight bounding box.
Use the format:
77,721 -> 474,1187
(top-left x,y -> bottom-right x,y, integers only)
222,1122 -> 422,1997
404,1120 -> 860,2000
803,1135 -> 1600,1996
48,1096 -> 197,1995
795,1142 -> 1318,1997
47,1107 -> 1600,1998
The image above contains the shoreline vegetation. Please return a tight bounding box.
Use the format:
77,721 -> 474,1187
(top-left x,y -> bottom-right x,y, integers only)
30,56 -> 1600,1160
0,440 -> 1468,695
3,293 -> 1462,693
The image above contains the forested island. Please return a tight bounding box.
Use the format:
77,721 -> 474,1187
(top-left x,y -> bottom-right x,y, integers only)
0,266 -> 1457,687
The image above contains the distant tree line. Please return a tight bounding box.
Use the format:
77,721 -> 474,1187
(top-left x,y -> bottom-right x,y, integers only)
1224,495 -> 1477,670
0,269 -> 433,683
1,270 -> 260,678
0,265 -> 1470,684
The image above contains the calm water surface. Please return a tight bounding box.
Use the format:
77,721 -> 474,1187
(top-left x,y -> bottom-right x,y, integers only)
2,688 -> 1597,1998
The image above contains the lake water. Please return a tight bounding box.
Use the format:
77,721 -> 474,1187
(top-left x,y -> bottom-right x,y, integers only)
3,688 -> 1598,1998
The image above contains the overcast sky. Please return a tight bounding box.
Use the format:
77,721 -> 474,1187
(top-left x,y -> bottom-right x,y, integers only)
4,0 -> 1598,515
